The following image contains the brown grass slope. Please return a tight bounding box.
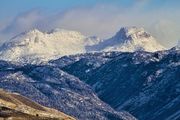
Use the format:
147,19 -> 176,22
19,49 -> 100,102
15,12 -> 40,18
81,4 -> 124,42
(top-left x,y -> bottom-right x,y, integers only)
0,89 -> 75,120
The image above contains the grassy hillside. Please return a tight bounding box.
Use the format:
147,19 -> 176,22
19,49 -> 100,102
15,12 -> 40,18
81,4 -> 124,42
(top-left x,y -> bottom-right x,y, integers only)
0,89 -> 75,120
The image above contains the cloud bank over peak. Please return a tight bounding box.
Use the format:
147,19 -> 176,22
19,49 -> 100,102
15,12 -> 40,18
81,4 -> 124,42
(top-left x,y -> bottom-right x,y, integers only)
0,2 -> 179,48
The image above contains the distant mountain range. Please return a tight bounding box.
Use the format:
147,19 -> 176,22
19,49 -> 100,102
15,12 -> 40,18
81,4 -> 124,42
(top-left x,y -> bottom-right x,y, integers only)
0,27 -> 165,64
0,26 -> 179,120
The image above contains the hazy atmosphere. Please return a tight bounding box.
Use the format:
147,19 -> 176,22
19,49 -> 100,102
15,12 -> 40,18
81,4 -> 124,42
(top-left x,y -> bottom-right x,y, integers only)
0,0 -> 180,48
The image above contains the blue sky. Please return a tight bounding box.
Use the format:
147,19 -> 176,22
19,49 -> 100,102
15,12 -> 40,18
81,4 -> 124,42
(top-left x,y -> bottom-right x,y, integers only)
1,0 -> 179,20
0,0 -> 94,17
0,0 -> 180,47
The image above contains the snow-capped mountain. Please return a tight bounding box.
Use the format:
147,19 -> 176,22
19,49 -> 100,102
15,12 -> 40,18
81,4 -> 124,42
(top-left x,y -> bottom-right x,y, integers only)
0,29 -> 88,64
87,27 -> 165,52
0,25 -> 178,120
0,27 -> 165,64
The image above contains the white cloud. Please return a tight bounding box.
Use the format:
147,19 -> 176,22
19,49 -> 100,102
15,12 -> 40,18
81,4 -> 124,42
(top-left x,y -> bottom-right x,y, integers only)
0,3 -> 179,48
2,10 -> 44,33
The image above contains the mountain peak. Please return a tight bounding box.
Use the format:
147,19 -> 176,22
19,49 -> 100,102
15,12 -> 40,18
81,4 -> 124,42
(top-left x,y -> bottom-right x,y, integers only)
119,26 -> 144,34
28,28 -> 41,33
0,28 -> 87,63
48,28 -> 84,36
171,40 -> 180,50
114,26 -> 151,41
22,28 -> 43,37
90,26 -> 165,52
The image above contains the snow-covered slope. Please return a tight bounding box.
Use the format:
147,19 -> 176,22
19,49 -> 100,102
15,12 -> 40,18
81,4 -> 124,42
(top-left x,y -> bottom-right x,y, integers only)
0,27 -> 165,64
87,27 -> 165,52
0,29 -> 88,63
